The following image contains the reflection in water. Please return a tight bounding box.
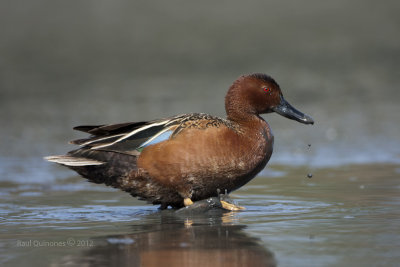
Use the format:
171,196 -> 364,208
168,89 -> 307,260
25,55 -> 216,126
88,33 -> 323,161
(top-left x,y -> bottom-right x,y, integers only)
56,210 -> 276,267
1,164 -> 399,266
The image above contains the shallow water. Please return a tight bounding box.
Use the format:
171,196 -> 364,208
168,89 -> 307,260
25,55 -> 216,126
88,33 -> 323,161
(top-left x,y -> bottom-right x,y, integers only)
1,0 -> 400,266
1,164 -> 399,266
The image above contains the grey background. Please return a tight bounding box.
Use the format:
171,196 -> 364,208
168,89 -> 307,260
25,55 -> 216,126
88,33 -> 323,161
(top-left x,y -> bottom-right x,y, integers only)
1,0 -> 399,182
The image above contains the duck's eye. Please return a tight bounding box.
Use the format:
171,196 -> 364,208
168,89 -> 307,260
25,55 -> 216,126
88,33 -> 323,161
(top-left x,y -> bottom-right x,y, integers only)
263,86 -> 271,94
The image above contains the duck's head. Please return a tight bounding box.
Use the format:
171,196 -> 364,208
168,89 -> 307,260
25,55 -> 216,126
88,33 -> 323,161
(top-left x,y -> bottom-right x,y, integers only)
225,73 -> 314,125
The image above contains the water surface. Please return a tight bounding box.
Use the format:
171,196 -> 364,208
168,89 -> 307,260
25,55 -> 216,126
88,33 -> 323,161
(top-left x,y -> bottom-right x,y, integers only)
1,164 -> 399,266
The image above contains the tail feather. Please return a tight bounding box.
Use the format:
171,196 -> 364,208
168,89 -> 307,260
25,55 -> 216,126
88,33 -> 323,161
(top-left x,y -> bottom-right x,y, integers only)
44,155 -> 105,166
45,149 -> 139,189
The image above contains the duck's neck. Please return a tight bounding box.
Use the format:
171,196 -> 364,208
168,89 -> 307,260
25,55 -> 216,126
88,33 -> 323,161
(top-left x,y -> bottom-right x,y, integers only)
225,82 -> 259,123
226,110 -> 262,126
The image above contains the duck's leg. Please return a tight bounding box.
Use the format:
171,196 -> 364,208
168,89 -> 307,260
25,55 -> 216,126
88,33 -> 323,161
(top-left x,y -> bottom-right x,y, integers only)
183,198 -> 194,206
178,186 -> 194,207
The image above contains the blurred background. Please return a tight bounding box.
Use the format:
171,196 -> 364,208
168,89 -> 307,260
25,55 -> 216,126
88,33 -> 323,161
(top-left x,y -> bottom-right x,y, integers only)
1,1 -> 400,266
1,0 -> 399,178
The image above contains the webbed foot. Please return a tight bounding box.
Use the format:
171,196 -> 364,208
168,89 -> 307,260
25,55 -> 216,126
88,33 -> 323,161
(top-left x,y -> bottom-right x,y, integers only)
218,189 -> 245,211
220,200 -> 245,211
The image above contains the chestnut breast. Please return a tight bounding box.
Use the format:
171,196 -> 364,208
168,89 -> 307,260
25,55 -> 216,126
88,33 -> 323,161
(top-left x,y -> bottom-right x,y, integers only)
136,117 -> 273,190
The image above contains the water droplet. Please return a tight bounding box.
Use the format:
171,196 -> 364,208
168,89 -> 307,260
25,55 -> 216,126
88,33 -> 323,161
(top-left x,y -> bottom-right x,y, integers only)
307,173 -> 313,178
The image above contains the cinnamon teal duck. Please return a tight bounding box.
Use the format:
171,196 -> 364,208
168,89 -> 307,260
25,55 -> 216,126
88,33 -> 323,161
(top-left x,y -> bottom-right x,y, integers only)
46,73 -> 314,210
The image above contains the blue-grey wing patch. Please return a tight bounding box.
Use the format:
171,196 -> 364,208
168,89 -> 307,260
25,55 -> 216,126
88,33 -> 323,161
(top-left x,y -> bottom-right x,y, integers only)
136,129 -> 174,152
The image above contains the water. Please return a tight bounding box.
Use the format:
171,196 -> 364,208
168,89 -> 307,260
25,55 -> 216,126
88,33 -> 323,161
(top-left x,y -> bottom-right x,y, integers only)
1,0 -> 400,266
1,165 -> 399,266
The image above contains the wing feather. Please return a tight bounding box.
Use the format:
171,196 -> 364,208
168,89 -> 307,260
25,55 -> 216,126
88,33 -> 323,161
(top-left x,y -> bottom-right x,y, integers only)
69,115 -> 187,155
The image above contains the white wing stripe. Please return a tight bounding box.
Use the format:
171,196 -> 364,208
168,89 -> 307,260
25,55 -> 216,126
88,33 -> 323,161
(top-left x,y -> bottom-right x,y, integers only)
79,133 -> 126,147
91,119 -> 171,149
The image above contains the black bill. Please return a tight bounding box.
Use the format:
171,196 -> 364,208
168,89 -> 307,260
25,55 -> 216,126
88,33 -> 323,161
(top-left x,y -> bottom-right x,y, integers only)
273,96 -> 314,125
